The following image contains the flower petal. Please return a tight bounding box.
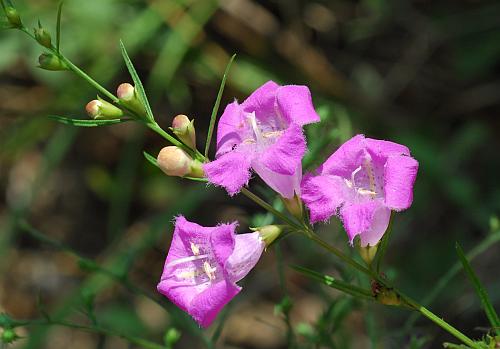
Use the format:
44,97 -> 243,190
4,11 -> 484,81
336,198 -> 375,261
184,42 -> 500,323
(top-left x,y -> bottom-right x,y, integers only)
203,151 -> 253,196
275,85 -> 321,125
216,101 -> 245,157
210,223 -> 236,268
252,160 -> 301,199
241,81 -> 280,122
364,138 -> 410,162
340,200 -> 390,246
301,174 -> 347,223
320,134 -> 367,177
383,155 -> 419,211
260,123 -> 306,175
189,280 -> 241,328
224,232 -> 264,283
157,216 -> 214,315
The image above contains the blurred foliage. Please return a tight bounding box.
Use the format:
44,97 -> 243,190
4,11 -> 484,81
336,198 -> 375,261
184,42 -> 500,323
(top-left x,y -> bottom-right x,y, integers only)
1,0 -> 500,348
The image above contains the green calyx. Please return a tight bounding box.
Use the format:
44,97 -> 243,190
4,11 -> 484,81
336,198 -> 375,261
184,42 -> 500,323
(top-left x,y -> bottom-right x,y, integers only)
38,53 -> 68,71
4,6 -> 21,27
34,23 -> 52,48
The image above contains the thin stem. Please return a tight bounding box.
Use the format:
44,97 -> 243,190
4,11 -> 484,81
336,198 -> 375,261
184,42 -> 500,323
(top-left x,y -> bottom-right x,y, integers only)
401,295 -> 482,349
240,188 -> 302,230
303,228 -> 480,348
19,318 -> 167,349
305,231 -> 375,278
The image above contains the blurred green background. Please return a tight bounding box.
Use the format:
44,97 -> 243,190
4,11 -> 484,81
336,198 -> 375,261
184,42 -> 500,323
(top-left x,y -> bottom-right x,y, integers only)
1,0 -> 500,348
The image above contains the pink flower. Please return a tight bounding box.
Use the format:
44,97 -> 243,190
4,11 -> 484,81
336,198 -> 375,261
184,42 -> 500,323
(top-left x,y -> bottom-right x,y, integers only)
301,135 -> 419,246
157,216 -> 264,327
203,81 -> 320,198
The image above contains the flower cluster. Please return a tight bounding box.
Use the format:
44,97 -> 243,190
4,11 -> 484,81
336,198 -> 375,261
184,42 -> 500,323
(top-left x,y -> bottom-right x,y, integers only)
157,81 -> 418,327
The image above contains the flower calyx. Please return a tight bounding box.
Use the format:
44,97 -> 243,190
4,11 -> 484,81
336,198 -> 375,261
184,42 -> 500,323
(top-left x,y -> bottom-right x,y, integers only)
85,97 -> 124,120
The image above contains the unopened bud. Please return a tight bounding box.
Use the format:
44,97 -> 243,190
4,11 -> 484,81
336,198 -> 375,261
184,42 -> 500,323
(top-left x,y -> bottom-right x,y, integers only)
1,328 -> 18,344
38,53 -> 68,71
116,83 -> 146,118
282,194 -> 303,220
157,146 -> 204,178
85,97 -> 124,120
357,243 -> 378,265
163,328 -> 181,347
171,114 -> 196,149
252,225 -> 283,247
5,7 -> 21,28
34,26 -> 52,48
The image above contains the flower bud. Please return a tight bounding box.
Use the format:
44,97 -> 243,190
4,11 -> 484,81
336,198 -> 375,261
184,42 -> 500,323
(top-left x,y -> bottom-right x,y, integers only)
5,7 -> 22,28
282,194 -> 303,220
1,328 -> 18,344
116,83 -> 146,118
34,27 -> 52,48
38,53 -> 68,71
357,243 -> 378,265
171,114 -> 196,149
157,146 -> 204,178
253,225 -> 283,247
85,97 -> 124,120
163,328 -> 181,347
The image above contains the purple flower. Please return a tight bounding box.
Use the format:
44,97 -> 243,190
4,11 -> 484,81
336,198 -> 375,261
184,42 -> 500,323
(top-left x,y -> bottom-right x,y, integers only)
203,81 -> 320,198
157,216 -> 264,327
301,135 -> 418,246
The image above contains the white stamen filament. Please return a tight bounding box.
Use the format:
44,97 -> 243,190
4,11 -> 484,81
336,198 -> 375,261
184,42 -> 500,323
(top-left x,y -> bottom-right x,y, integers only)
166,254 -> 209,268
247,112 -> 264,144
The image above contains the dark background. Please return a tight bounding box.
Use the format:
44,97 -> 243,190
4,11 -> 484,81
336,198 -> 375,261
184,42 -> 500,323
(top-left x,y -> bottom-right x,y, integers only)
1,0 -> 500,348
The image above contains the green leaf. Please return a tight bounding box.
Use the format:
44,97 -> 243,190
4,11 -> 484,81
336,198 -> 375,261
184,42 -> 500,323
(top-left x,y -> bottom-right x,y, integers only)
204,53 -> 236,158
143,151 -> 159,169
291,265 -> 373,300
456,242 -> 500,333
119,40 -> 154,122
56,1 -> 63,52
49,115 -> 130,127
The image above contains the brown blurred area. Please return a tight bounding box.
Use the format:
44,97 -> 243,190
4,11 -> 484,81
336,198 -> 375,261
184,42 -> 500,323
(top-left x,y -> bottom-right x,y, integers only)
1,0 -> 500,348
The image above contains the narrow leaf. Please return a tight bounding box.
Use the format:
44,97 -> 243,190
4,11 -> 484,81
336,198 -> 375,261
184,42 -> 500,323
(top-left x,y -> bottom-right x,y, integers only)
204,54 -> 236,158
49,115 -> 130,127
56,1 -> 63,52
456,242 -> 500,333
143,151 -> 159,169
119,40 -> 155,122
291,265 -> 373,300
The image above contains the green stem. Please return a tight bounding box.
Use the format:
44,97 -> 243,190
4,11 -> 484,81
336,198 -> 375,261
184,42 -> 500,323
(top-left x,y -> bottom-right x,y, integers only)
401,295 -> 482,349
240,188 -> 302,230
305,231 -> 375,278
19,319 -> 167,349
304,230 -> 480,348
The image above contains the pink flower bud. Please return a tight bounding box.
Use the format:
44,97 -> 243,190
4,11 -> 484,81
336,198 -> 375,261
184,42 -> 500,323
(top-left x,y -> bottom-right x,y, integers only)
157,146 -> 193,177
85,100 -> 101,118
171,114 -> 196,149
116,83 -> 146,118
117,83 -> 135,101
85,98 -> 124,120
